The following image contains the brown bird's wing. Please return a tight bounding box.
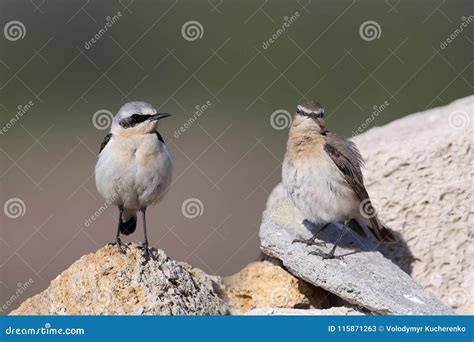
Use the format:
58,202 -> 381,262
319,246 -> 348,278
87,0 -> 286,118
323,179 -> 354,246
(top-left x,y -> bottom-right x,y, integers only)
324,133 -> 396,242
99,133 -> 112,154
324,133 -> 367,199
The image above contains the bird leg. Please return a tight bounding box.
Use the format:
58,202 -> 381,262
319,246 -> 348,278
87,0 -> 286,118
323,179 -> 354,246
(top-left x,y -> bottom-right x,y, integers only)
139,208 -> 149,260
292,222 -> 330,246
310,223 -> 348,259
110,208 -> 128,253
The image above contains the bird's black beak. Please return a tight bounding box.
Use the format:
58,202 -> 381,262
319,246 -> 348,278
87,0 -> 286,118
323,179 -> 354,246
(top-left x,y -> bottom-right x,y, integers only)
150,113 -> 172,121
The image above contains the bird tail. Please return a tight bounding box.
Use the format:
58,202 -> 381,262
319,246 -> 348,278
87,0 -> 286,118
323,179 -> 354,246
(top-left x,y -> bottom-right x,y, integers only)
119,212 -> 136,235
368,216 -> 397,243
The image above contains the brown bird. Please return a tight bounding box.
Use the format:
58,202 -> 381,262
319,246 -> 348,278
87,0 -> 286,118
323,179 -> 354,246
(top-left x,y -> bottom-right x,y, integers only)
282,100 -> 395,259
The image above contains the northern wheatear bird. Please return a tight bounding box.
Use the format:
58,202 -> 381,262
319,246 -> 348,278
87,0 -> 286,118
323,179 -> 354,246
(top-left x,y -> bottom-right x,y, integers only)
95,101 -> 173,258
282,100 -> 395,259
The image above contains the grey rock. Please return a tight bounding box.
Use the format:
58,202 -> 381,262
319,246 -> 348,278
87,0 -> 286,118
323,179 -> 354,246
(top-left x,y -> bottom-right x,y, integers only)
260,202 -> 453,314
245,307 -> 364,315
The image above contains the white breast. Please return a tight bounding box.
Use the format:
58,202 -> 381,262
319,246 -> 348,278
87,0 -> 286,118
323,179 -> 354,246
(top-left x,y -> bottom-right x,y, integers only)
95,134 -> 173,211
282,153 -> 357,224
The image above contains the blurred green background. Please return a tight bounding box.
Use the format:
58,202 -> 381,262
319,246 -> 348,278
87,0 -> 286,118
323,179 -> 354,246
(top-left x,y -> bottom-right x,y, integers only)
0,0 -> 472,313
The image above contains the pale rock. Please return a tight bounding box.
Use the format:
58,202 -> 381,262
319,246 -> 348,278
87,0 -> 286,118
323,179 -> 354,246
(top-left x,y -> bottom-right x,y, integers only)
222,261 -> 329,312
352,96 -> 473,313
11,244 -> 230,315
245,307 -> 364,315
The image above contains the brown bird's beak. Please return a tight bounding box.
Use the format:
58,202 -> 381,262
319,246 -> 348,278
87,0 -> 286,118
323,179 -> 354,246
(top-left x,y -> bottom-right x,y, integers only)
150,112 -> 172,121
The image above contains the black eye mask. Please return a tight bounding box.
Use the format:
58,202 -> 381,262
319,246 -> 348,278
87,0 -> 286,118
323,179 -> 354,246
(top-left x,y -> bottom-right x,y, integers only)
119,113 -> 153,128
296,109 -> 325,119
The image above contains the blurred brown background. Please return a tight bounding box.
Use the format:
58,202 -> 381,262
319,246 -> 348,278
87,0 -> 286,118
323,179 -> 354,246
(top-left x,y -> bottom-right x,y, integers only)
0,0 -> 472,314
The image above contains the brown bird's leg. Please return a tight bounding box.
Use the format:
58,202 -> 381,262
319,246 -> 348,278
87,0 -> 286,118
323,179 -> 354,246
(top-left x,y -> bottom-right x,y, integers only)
310,223 -> 348,259
292,222 -> 330,246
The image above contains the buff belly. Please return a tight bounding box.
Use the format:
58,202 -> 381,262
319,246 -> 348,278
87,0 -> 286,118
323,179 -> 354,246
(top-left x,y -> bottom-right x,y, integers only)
282,154 -> 358,224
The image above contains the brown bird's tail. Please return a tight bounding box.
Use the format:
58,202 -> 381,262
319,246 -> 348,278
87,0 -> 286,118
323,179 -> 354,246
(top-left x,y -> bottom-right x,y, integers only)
358,198 -> 397,243
368,216 -> 397,243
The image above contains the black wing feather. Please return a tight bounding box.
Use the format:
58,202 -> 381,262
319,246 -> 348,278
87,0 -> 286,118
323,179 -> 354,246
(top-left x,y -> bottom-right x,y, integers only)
154,131 -> 165,144
99,133 -> 112,154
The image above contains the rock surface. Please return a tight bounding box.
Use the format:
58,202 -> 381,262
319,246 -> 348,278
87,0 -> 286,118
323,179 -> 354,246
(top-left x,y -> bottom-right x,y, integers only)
261,97 -> 473,315
11,244 -> 230,315
222,261 -> 329,312
351,96 -> 473,313
260,199 -> 453,315
246,307 -> 364,315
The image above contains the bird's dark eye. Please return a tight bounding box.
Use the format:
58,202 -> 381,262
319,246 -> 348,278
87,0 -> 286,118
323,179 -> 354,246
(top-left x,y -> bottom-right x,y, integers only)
297,110 -> 310,116
131,114 -> 141,120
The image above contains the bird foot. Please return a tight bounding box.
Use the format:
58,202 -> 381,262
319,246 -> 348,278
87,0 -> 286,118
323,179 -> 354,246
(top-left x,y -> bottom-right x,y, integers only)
137,242 -> 150,260
109,238 -> 128,253
309,249 -> 342,260
292,236 -> 326,247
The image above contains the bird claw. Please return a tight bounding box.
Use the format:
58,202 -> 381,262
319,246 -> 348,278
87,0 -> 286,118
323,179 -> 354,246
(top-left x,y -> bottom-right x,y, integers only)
292,236 -> 326,247
138,242 -> 150,260
109,238 -> 128,253
309,249 -> 342,260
